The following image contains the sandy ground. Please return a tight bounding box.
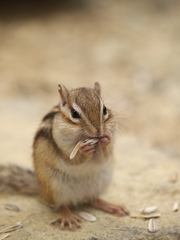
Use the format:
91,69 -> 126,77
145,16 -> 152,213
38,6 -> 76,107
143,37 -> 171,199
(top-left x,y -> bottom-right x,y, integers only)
0,0 -> 180,239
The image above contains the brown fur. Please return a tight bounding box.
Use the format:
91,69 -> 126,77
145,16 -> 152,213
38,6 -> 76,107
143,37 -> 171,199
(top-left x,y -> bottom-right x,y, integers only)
0,165 -> 39,194
0,83 -> 130,230
33,82 -> 117,209
0,82 -> 117,212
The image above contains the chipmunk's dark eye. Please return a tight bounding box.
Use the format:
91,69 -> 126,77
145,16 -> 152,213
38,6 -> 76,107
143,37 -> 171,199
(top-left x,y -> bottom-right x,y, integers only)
103,105 -> 107,115
71,108 -> 80,119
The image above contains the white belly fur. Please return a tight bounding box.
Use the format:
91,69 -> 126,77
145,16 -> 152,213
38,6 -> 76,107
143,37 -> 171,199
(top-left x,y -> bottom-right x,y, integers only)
51,158 -> 113,207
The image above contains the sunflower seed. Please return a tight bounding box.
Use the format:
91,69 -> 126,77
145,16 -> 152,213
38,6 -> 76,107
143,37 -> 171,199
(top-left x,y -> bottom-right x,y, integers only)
70,138 -> 99,159
170,172 -> 178,183
0,234 -> 10,240
143,213 -> 161,219
4,204 -> 20,212
0,223 -> 23,233
78,211 -> 97,222
70,141 -> 82,159
130,213 -> 161,219
172,202 -> 179,212
148,218 -> 158,233
142,206 -> 157,214
88,139 -> 99,145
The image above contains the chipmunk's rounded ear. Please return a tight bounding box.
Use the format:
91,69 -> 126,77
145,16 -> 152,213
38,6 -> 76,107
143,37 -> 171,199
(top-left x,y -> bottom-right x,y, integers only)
94,81 -> 101,96
58,84 -> 69,107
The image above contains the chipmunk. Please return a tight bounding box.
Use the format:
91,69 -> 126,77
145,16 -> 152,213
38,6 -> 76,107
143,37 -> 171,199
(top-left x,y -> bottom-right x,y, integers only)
0,82 -> 129,230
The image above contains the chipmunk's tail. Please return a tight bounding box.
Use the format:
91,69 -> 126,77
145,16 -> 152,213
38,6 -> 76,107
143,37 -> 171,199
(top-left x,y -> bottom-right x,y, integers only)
0,165 -> 39,195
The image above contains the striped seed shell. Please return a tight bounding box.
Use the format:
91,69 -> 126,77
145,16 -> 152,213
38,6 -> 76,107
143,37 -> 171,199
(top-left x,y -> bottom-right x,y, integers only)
0,223 -> 23,234
130,213 -> 161,219
148,218 -> 158,233
4,204 -> 20,212
70,141 -> 82,159
70,138 -> 99,159
0,234 -> 10,240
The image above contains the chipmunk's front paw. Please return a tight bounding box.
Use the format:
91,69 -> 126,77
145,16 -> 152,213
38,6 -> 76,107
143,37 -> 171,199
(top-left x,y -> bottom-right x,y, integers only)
79,138 -> 99,155
51,215 -> 81,230
51,207 -> 81,231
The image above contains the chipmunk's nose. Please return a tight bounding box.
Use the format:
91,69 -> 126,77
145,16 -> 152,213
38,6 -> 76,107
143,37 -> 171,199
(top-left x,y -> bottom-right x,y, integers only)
98,132 -> 112,147
98,125 -> 104,137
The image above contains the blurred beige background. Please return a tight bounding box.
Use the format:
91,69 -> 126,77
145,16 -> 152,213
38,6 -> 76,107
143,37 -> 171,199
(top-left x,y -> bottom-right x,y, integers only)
0,1 -> 180,239
1,0 -> 180,164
